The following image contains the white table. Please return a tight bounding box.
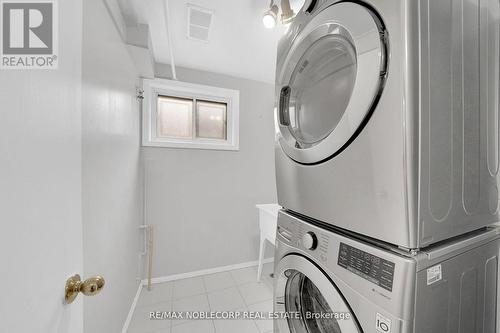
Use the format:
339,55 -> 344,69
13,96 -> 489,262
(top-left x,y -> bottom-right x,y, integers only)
255,204 -> 281,282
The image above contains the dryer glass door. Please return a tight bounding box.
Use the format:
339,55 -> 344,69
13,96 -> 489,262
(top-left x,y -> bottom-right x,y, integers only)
277,2 -> 386,164
284,36 -> 357,147
275,255 -> 361,333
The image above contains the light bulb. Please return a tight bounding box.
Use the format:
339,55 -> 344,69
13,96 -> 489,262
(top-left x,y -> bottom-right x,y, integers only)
262,4 -> 278,29
263,13 -> 276,28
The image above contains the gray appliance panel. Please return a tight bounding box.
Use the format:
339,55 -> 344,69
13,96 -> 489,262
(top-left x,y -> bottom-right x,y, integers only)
275,0 -> 500,249
417,0 -> 500,247
413,239 -> 499,333
275,211 -> 417,323
275,211 -> 500,333
275,0 -> 416,248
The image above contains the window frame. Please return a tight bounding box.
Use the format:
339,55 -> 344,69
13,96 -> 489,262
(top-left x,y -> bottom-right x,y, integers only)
142,78 -> 240,150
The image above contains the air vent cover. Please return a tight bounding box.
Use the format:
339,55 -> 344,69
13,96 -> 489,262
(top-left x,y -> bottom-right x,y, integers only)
187,4 -> 213,42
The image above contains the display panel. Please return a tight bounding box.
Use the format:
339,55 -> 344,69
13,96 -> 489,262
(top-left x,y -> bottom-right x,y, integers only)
337,243 -> 395,291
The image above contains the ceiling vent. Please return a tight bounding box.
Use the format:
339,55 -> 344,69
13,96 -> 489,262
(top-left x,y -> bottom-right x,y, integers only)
187,4 -> 213,42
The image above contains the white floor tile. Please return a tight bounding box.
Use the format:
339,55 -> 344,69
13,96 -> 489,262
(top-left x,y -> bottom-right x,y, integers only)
172,277 -> 206,299
207,286 -> 246,311
261,263 -> 275,280
203,271 -> 235,292
213,317 -> 260,333
247,299 -> 273,315
171,320 -> 215,333
128,301 -> 172,333
260,264 -> 275,290
238,282 -> 273,306
130,266 -> 275,333
248,300 -> 274,333
172,294 -> 210,312
230,266 -> 258,285
149,328 -> 171,333
256,320 -> 273,333
172,294 -> 210,326
137,283 -> 174,308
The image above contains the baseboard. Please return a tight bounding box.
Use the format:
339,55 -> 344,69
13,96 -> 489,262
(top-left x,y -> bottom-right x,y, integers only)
141,257 -> 274,285
121,282 -> 143,333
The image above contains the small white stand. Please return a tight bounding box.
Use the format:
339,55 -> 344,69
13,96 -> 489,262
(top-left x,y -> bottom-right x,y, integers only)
255,204 -> 281,282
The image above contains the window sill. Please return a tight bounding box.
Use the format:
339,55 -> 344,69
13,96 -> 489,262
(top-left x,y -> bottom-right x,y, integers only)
142,139 -> 239,151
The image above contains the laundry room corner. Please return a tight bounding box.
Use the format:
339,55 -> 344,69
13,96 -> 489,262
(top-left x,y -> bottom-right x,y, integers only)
141,65 -> 277,280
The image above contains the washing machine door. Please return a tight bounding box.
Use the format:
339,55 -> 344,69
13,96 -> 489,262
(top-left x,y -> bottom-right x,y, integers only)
275,254 -> 362,333
277,2 -> 386,164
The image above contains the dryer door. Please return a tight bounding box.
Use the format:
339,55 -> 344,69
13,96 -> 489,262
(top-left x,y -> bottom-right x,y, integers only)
277,2 -> 386,164
275,254 -> 362,333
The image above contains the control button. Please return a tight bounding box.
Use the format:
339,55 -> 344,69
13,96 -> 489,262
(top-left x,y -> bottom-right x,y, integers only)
302,232 -> 318,250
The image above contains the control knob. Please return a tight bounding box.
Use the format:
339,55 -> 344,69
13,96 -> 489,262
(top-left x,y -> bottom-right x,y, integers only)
302,232 -> 318,250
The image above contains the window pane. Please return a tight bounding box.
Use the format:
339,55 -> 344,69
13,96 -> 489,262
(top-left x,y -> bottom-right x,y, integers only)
196,100 -> 227,140
157,96 -> 193,138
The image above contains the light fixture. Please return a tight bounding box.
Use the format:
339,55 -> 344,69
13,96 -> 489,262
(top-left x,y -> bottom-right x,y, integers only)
280,0 -> 295,24
262,2 -> 279,29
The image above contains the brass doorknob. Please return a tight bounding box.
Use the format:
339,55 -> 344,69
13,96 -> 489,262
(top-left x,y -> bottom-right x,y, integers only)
65,274 -> 105,304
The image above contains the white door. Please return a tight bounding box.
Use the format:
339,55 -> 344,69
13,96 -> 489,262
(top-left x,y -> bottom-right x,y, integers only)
0,0 -> 84,331
277,2 -> 387,164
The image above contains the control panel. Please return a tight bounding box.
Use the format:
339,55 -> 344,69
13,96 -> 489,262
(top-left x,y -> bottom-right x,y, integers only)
338,242 -> 395,292
277,218 -> 330,263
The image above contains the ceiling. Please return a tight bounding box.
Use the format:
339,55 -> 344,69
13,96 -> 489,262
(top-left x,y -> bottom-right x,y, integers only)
118,0 -> 305,83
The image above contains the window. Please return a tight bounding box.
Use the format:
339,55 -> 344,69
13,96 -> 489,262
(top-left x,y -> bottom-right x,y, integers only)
142,79 -> 239,150
156,96 -> 194,138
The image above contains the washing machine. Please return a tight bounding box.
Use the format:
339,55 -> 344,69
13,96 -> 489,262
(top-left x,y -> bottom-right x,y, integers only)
275,0 -> 500,249
274,210 -> 500,333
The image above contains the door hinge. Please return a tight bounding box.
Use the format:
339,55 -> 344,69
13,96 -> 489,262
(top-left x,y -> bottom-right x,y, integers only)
136,88 -> 144,100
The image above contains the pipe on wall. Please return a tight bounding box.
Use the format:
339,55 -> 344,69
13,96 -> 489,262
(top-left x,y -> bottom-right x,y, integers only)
163,0 -> 178,80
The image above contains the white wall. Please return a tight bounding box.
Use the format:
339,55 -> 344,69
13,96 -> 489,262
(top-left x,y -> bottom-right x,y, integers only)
0,0 -> 83,332
143,65 -> 277,278
82,0 -> 142,332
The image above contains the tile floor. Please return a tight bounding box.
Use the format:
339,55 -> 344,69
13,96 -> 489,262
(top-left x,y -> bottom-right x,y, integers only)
128,263 -> 275,333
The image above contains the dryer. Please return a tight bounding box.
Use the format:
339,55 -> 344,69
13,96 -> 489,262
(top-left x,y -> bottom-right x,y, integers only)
275,0 -> 500,249
274,211 -> 500,333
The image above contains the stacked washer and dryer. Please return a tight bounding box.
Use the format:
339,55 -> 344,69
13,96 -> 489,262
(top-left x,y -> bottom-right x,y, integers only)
273,0 -> 500,332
